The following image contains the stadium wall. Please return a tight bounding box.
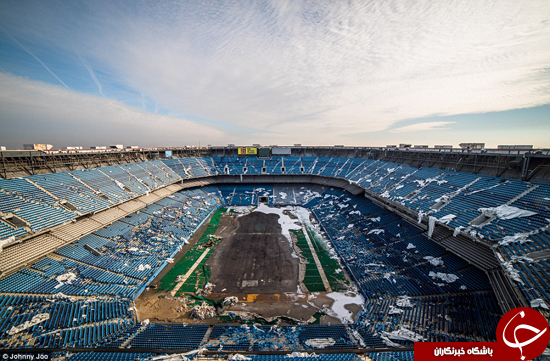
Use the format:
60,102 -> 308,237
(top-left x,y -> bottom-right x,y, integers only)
2,147 -> 550,182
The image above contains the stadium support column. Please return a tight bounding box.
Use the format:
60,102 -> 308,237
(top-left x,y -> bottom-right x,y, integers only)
521,153 -> 530,180
1,151 -> 5,179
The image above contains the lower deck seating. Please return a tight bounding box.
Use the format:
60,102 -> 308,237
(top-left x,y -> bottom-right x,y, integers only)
0,179 -> 544,353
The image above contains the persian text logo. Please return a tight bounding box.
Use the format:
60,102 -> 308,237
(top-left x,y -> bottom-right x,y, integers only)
496,307 -> 550,360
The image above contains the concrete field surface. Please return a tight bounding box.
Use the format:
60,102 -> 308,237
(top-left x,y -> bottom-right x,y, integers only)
207,211 -> 300,294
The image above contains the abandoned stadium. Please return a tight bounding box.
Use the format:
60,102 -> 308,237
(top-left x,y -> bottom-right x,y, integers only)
0,146 -> 549,361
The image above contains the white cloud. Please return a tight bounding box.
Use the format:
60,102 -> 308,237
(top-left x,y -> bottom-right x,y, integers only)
390,121 -> 455,133
0,73 -> 226,148
96,1 -> 550,134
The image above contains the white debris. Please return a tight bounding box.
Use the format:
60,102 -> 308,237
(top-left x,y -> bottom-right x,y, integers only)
429,271 -> 459,283
285,353 -> 318,358
424,256 -> 444,266
406,243 -> 416,249
142,319 -> 150,326
396,296 -> 415,308
438,214 -> 456,225
368,229 -> 385,235
465,183 -> 504,195
530,298 -> 549,310
382,326 -> 425,342
479,205 -> 537,220
381,336 -> 401,348
325,292 -> 365,323
497,254 -> 523,284
254,204 -> 301,243
305,338 -> 336,349
115,180 -> 125,190
510,255 -> 534,262
389,306 -> 404,314
453,226 -> 465,237
138,264 -> 152,271
55,273 -> 76,288
417,211 -> 425,224
460,285 -> 467,290
229,354 -> 251,361
48,293 -> 77,303
469,229 -> 483,239
56,272 -> 76,284
497,233 -> 533,246
352,329 -> 366,348
222,296 -> 239,308
433,195 -> 450,205
189,302 -> 216,320
428,216 -> 437,238
8,313 -> 49,335
0,236 -> 18,254
369,217 -> 381,222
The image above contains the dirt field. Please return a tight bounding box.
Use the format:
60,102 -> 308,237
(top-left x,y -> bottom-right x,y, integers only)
207,211 -> 300,294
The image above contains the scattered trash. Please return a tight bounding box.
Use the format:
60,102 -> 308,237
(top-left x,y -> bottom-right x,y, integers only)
304,338 -> 336,349
189,302 -> 216,320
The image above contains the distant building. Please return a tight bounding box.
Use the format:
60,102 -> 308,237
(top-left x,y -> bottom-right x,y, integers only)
0,146 -> 6,151
24,144 -> 53,151
435,145 -> 453,149
64,146 -> 83,150
109,144 -> 124,149
386,145 -> 397,148
497,145 -> 533,150
459,143 -> 485,150
399,143 -> 412,148
413,145 -> 428,149
91,146 -> 107,150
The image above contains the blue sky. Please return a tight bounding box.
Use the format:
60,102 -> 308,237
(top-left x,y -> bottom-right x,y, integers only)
1,0 -> 549,149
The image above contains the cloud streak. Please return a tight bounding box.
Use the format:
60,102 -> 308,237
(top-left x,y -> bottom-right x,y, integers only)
2,29 -> 70,90
390,121 -> 455,133
77,52 -> 104,97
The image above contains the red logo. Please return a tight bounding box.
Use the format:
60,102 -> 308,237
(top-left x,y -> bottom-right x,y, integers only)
496,307 -> 550,360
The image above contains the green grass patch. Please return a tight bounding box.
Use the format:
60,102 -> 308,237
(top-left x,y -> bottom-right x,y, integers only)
305,227 -> 349,291
291,229 -> 326,292
158,208 -> 226,292
175,255 -> 211,296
